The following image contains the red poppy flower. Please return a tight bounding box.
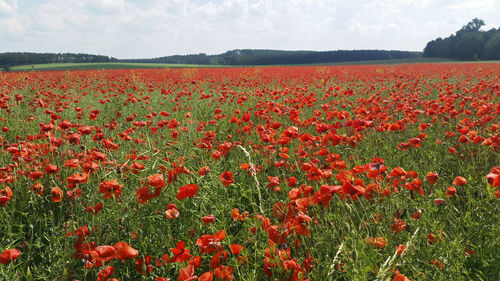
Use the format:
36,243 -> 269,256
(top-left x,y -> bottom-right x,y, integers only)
202,214 -> 215,225
68,133 -> 81,145
135,255 -> 154,275
147,174 -> 166,188
426,172 -> 438,184
165,203 -> 179,219
214,265 -> 234,280
94,245 -> 116,258
220,171 -> 234,186
433,198 -> 445,205
342,180 -> 365,195
210,250 -> 227,269
130,162 -> 145,174
44,164 -> 60,174
177,184 -> 199,200
0,196 -> 10,207
99,179 -> 123,199
113,241 -> 138,261
446,186 -> 457,198
229,244 -> 244,255
97,265 -> 114,281
486,169 -> 500,187
0,249 -> 21,265
393,270 -> 412,281
82,161 -> 99,174
51,187 -> 63,202
199,271 -> 213,281
391,218 -> 406,233
364,237 -> 387,249
395,244 -> 406,256
178,264 -> 196,281
452,176 -> 467,186
66,172 -> 89,188
28,170 -> 44,180
136,187 -> 154,204
170,241 -> 192,263
196,230 -> 226,254
64,159 -> 80,168
0,187 -> 12,198
198,166 -> 210,176
102,138 -> 118,150
267,176 -> 279,188
78,126 -> 93,135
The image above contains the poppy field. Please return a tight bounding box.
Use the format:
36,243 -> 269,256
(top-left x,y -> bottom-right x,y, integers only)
0,64 -> 499,281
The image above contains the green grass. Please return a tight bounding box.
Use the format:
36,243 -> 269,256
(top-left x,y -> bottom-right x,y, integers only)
9,58 -> 500,72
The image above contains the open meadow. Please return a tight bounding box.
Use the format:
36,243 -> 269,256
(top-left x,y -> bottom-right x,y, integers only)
0,63 -> 499,280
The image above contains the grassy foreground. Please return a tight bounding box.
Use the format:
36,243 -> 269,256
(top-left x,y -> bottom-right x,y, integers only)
0,64 -> 499,281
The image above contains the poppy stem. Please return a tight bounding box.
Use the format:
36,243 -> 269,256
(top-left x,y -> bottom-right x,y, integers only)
376,227 -> 420,281
328,242 -> 344,276
236,145 -> 264,214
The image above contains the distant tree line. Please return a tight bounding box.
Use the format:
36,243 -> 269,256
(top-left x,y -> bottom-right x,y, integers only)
2,49 -> 424,69
1,52 -> 118,70
424,18 -> 500,60
122,49 -> 422,66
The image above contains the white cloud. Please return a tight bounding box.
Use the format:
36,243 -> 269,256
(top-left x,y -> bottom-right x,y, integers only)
0,0 -> 23,33
0,0 -> 499,58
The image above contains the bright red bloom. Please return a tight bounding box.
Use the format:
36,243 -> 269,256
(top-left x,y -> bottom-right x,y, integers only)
66,172 -> 89,188
196,230 -> 226,254
97,265 -> 114,281
393,270 -> 412,281
220,171 -> 234,186
210,250 -> 227,269
434,198 -> 445,205
426,172 -> 438,184
102,138 -> 118,150
198,166 -> 210,176
391,218 -> 407,233
170,241 -> 192,263
395,244 -> 406,256
165,203 -> 179,219
147,174 -> 167,188
452,176 -> 467,186
178,264 -> 197,281
0,249 -> 21,265
229,244 -> 244,255
202,214 -> 215,225
44,164 -> 60,174
135,255 -> 154,275
136,186 -> 155,204
364,237 -> 387,248
0,196 -> 10,207
99,179 -> 123,199
177,184 -> 199,200
94,245 -> 115,258
51,187 -> 63,202
214,265 -> 234,280
113,241 -> 138,261
199,271 -> 213,281
446,186 -> 457,198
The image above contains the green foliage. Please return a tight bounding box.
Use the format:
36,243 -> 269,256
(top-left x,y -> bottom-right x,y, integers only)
484,33 -> 500,60
0,52 -> 118,67
424,18 -> 500,60
123,49 -> 423,66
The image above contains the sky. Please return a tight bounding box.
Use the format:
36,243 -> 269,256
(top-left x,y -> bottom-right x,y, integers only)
1,0 -> 499,59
